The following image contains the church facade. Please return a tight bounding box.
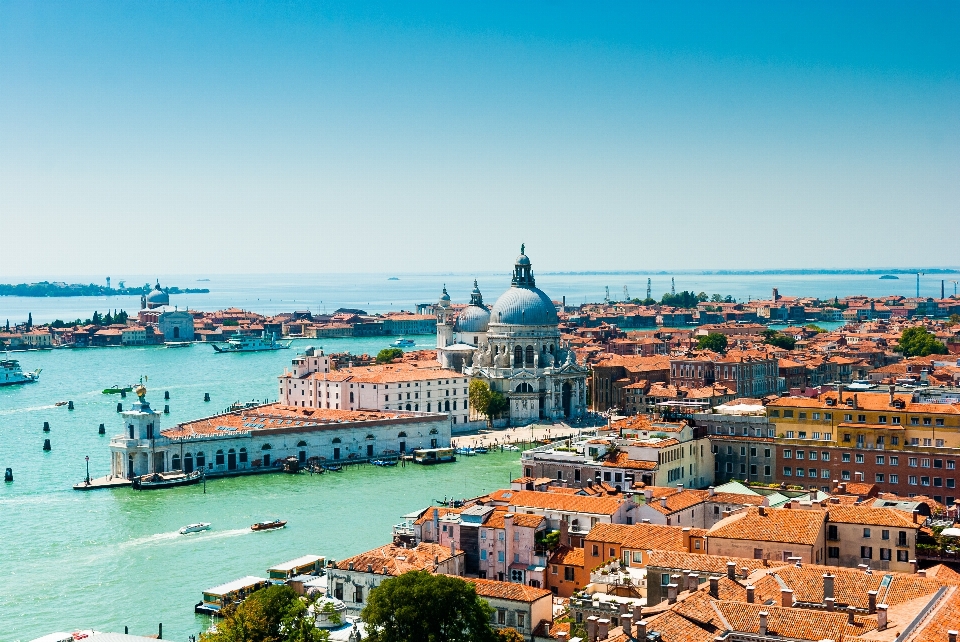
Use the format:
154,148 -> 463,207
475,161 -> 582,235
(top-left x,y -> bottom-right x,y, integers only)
437,247 -> 588,426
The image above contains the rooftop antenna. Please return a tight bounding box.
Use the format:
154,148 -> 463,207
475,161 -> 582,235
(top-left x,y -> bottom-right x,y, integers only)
646,278 -> 652,300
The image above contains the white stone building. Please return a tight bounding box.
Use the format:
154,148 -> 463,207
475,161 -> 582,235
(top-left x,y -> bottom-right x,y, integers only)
438,247 -> 589,426
109,390 -> 451,478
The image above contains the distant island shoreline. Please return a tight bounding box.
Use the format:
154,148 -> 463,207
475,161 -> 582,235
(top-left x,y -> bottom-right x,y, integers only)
541,268 -> 960,276
0,282 -> 209,297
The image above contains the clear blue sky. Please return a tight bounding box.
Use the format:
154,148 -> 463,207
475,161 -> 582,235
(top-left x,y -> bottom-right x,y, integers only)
1,1 -> 957,275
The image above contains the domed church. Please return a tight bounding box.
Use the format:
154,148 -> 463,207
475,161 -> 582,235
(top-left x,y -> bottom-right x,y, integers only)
437,246 -> 588,425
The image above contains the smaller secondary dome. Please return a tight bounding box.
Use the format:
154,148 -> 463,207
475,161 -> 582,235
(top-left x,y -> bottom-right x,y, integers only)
455,304 -> 490,333
146,282 -> 169,308
438,284 -> 451,308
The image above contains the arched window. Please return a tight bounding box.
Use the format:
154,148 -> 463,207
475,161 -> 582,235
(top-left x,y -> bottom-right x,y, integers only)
196,452 -> 206,468
261,444 -> 272,450
444,400 -> 450,412
429,428 -> 439,435
427,402 -> 432,412
228,448 -> 235,454
297,440 -> 308,447
406,404 -> 411,411
128,424 -> 134,439
366,434 -> 375,440
350,392 -> 354,403
172,454 -> 181,470
415,404 -> 419,411
550,344 -> 555,354
239,448 -> 248,463
184,453 -> 194,472
173,326 -> 180,339
332,437 -> 342,444
398,432 -> 407,438
514,346 -> 523,367
525,345 -> 534,366
215,450 -> 225,466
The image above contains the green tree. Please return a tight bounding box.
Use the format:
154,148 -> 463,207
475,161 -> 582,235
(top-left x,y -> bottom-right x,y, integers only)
696,332 -> 728,353
711,293 -> 723,303
200,584 -> 328,642
361,571 -> 498,642
223,319 -> 240,326
804,324 -> 827,333
496,629 -> 525,642
488,391 -> 508,420
469,379 -> 493,427
897,327 -> 948,357
696,292 -> 708,302
762,329 -> 796,350
91,311 -> 102,325
376,347 -> 404,363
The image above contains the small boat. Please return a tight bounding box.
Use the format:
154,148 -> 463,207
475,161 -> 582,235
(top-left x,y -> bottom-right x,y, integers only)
252,519 -> 286,531
55,401 -> 69,407
502,444 -> 520,451
132,469 -> 203,490
323,464 -> 343,472
0,359 -> 41,386
371,459 -> 398,467
391,338 -> 415,347
165,341 -> 192,348
474,447 -> 489,454
388,277 -> 400,280
102,385 -> 132,395
282,457 -> 300,473
455,447 -> 476,456
879,274 -> 900,280
179,522 -> 211,535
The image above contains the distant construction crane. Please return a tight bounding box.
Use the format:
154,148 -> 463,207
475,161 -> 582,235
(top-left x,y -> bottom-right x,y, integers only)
623,285 -> 630,301
605,286 -> 610,303
646,278 -> 652,301
671,278 -> 676,296
950,280 -> 959,297
916,272 -> 924,298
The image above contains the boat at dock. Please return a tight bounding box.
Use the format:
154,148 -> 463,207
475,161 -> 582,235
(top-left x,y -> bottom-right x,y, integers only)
455,446 -> 476,456
371,458 -> 398,467
322,463 -> 343,472
132,469 -> 203,490
474,446 -> 489,454
251,519 -> 286,531
413,447 -> 456,464
0,359 -> 41,386
179,522 -> 211,534
196,576 -> 270,616
213,332 -> 291,353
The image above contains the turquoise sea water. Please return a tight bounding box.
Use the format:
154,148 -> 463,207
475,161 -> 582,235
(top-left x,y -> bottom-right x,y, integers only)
0,339 -> 523,641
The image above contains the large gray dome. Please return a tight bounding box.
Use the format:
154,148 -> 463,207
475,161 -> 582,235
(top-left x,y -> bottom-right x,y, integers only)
455,305 -> 490,332
490,287 -> 558,326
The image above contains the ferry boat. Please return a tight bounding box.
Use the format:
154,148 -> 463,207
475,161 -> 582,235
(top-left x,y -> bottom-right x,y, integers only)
251,519 -> 286,531
196,575 -> 270,616
391,338 -> 416,347
0,359 -> 41,386
213,332 -> 291,353
132,469 -> 203,490
413,447 -> 456,465
179,522 -> 211,534
102,385 -> 132,395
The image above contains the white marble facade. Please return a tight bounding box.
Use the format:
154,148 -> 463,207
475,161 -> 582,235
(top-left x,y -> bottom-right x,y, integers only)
437,247 -> 588,426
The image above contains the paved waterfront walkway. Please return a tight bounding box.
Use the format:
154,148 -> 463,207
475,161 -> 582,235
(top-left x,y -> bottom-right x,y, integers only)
450,422 -> 596,449
73,475 -> 132,491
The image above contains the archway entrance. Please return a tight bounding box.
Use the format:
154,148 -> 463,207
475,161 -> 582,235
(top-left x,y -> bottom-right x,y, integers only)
539,395 -> 545,419
562,382 -> 572,418
227,449 -> 237,470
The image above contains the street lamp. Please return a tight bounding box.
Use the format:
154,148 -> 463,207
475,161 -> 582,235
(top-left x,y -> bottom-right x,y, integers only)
85,455 -> 90,485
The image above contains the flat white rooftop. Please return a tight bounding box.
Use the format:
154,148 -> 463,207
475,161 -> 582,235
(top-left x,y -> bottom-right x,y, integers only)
204,575 -> 268,596
268,554 -> 324,571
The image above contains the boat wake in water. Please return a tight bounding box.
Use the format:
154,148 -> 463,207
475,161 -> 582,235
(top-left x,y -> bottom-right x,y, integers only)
121,528 -> 250,549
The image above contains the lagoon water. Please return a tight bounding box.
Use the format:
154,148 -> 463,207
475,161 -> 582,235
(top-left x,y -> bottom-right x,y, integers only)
2,271 -> 949,324
0,338 -> 523,641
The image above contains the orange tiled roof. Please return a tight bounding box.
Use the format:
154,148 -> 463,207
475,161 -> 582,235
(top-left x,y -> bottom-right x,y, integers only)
549,545 -> 584,567
335,543 -> 458,576
827,505 -> 918,528
708,507 -> 826,546
505,490 -> 625,516
463,576 -> 552,602
645,550 -> 771,575
602,451 -> 658,470
585,523 -> 693,552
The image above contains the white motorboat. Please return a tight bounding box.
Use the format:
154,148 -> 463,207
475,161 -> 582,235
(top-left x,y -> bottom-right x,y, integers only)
0,358 -> 40,386
391,338 -> 415,347
179,522 -> 211,535
213,332 -> 291,353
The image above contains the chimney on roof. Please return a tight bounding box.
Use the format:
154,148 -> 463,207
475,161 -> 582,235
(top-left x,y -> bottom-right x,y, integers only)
759,611 -> 769,636
634,604 -> 643,624
847,605 -> 856,625
708,486 -> 715,496
853,393 -> 858,409
949,631 -> 958,642
638,619 -> 649,640
910,559 -> 918,573
366,564 -> 373,573
642,518 -> 650,524
889,384 -> 896,406
877,604 -> 888,630
586,616 -> 598,642
868,590 -> 878,614
741,566 -> 750,578
726,562 -> 737,580
556,633 -> 568,641
560,517 -> 570,548
838,385 -> 843,403
644,488 -> 652,502
434,555 -> 439,565
598,618 -> 610,640
758,506 -> 766,517
677,483 -> 684,490
918,569 -> 927,578
450,538 -> 455,557
823,573 -> 834,600
667,583 -> 679,604
621,613 -> 633,638
809,489 -> 818,501
348,562 -> 354,571
688,572 -> 700,592
710,577 -> 720,598
746,585 -> 755,603
913,509 -> 921,524
660,497 -> 667,508
781,588 -> 794,607
825,597 -> 835,611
